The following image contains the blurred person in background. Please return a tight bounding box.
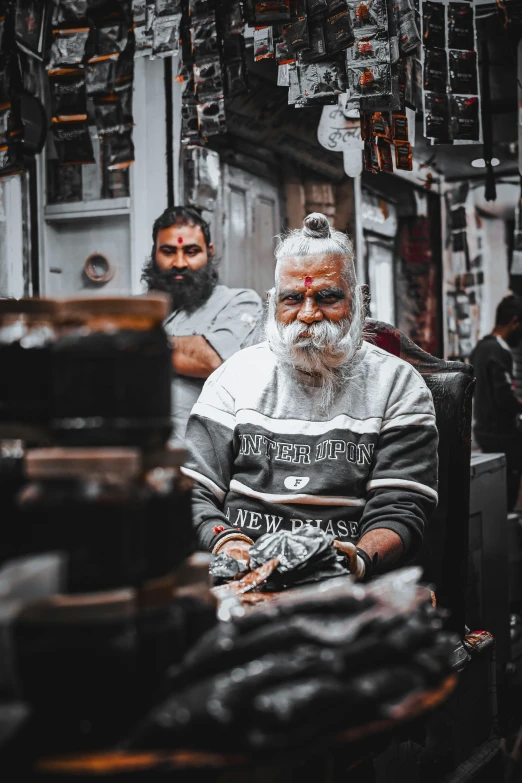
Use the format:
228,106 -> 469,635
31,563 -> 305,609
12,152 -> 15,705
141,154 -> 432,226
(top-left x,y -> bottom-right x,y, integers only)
471,294 -> 522,511
142,206 -> 263,445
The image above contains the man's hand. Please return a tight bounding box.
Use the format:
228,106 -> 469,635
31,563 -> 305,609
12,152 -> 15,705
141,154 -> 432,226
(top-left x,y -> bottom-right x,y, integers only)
217,539 -> 252,568
333,540 -> 365,580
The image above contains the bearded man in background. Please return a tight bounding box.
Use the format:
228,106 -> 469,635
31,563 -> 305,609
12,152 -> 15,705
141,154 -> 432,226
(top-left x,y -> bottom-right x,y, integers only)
182,213 -> 439,580
142,206 -> 262,445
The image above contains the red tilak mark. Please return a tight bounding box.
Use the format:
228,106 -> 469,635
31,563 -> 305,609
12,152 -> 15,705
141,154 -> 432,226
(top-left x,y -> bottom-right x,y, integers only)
177,237 -> 183,244
213,525 -> 226,535
305,276 -> 312,289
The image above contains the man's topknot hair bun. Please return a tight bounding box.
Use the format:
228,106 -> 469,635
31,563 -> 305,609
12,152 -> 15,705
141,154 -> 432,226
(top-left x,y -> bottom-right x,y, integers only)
302,212 -> 331,239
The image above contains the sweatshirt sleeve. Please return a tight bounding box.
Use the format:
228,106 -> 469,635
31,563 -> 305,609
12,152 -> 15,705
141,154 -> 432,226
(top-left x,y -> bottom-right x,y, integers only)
182,363 -> 243,551
358,370 -> 439,558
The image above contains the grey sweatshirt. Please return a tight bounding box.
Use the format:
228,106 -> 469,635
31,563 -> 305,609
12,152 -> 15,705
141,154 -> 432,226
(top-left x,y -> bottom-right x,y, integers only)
183,340 -> 439,555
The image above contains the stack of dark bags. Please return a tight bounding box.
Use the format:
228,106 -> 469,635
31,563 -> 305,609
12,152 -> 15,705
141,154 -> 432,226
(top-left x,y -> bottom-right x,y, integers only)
211,528 -> 351,590
0,295 -> 217,765
128,568 -> 457,752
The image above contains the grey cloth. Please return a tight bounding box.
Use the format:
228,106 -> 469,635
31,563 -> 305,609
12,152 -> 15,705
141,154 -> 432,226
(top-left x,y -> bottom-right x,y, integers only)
164,284 -> 263,445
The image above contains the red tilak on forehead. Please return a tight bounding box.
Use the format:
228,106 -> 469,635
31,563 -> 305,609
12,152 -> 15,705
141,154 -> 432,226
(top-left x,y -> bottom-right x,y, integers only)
304,276 -> 312,289
177,237 -> 183,244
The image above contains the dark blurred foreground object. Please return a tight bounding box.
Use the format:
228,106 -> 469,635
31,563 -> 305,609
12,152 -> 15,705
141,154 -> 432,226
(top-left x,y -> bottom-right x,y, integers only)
0,295 -> 173,449
0,550 -> 215,764
127,568 -> 458,753
2,447 -> 194,589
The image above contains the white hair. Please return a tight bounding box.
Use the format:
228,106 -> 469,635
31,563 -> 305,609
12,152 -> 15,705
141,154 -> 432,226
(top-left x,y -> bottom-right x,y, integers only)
275,212 -> 357,290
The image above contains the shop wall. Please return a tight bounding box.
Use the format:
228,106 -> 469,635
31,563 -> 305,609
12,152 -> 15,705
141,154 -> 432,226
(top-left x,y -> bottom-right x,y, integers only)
443,181 -> 512,360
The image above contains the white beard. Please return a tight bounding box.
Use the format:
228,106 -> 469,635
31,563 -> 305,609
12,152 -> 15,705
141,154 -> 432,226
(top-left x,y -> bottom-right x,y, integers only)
265,287 -> 364,414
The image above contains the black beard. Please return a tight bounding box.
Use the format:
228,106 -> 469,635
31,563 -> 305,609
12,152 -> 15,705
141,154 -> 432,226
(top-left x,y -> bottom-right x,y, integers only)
141,257 -> 218,313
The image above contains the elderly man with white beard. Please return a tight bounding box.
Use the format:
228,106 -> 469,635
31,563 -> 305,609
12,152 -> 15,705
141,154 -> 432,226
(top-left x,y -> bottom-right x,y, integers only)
182,213 -> 438,580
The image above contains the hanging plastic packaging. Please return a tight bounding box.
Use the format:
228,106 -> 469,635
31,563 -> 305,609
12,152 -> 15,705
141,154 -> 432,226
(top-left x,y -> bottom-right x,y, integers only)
449,95 -> 479,142
48,68 -> 87,120
447,2 -> 473,51
254,26 -> 275,60
52,119 -> 95,165
449,50 -> 477,96
423,47 -> 447,93
197,94 -> 226,136
48,27 -> 90,69
152,12 -> 181,56
422,1 -> 445,50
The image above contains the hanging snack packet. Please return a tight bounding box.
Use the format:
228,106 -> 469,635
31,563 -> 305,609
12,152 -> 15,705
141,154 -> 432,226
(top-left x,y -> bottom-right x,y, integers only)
105,128 -> 134,169
114,79 -> 133,124
449,50 -> 477,96
424,92 -> 449,140
348,0 -> 387,35
274,25 -> 292,63
391,111 -> 408,140
377,137 -> 393,172
277,62 -> 290,85
223,0 -> 245,36
53,0 -> 88,23
181,100 -> 199,139
153,13 -> 181,56
360,109 -> 371,139
197,93 -> 226,136
448,2 -> 473,51
286,16 -> 309,51
254,0 -> 291,24
287,60 -> 302,103
371,110 -> 391,139
363,136 -> 379,172
188,0 -> 212,16
307,0 -> 327,15
450,95 -> 479,141
48,27 -> 90,69
115,37 -> 135,81
95,20 -> 128,56
395,140 -> 412,169
0,141 -> 24,178
399,10 -> 420,53
48,68 -> 87,120
194,57 -> 224,95
349,61 -> 390,97
348,32 -> 389,62
299,17 -> 326,61
254,26 -> 275,60
325,5 -> 354,54
85,54 -> 119,96
422,1 -> 445,50
423,47 -> 447,93
177,60 -> 195,96
155,0 -> 181,15
52,119 -> 95,165
191,16 -> 218,58
134,24 -> 153,55
93,95 -> 124,136
297,60 -> 346,105
133,0 -> 147,25
223,37 -> 248,98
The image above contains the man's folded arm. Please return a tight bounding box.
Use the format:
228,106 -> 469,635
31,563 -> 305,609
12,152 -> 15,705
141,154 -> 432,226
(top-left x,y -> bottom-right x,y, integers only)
358,382 -> 439,568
